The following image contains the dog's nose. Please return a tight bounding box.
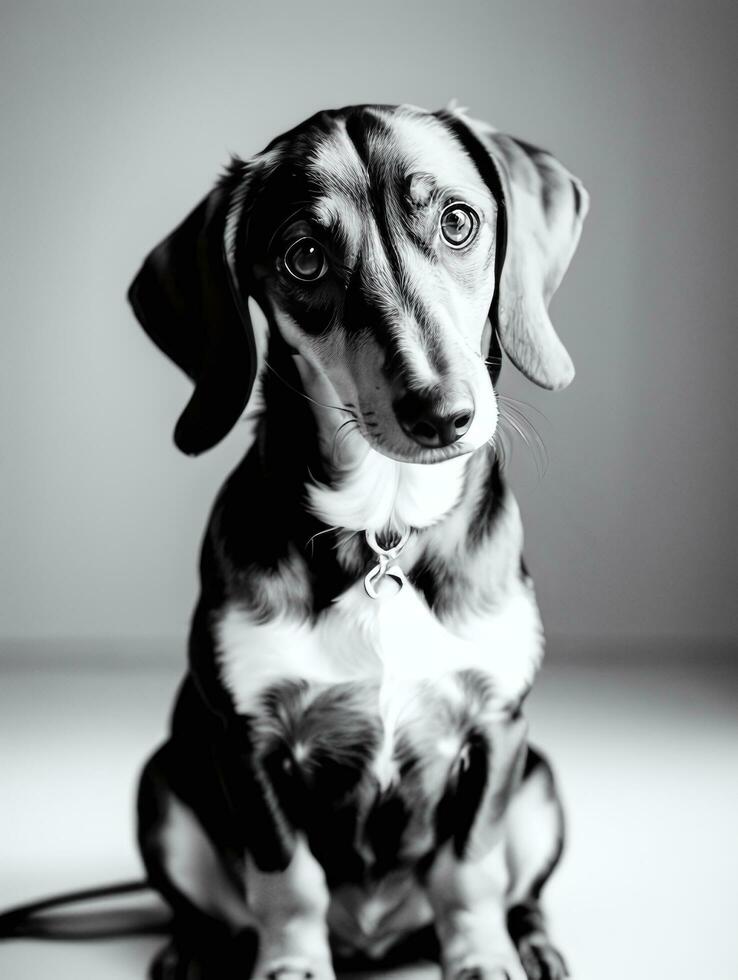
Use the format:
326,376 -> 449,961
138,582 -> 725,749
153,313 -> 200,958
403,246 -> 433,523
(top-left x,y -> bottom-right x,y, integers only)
394,385 -> 475,448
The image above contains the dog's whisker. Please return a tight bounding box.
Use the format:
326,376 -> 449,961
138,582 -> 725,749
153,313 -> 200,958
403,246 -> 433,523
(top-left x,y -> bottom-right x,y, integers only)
264,360 -> 357,417
330,418 -> 361,464
498,393 -> 550,424
305,523 -> 340,555
500,403 -> 540,445
497,407 -> 548,478
335,527 -> 363,550
500,401 -> 549,477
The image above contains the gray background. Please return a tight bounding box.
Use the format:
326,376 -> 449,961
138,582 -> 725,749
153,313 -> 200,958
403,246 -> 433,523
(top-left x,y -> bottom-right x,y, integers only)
2,5 -> 738,980
2,0 -> 737,650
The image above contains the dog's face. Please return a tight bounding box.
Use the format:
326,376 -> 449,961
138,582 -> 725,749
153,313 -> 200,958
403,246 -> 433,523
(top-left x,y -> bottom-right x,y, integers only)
129,104 -> 589,458
249,109 -> 500,463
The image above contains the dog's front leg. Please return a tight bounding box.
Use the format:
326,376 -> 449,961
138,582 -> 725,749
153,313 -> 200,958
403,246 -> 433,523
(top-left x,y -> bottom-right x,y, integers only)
427,712 -> 529,980
212,721 -> 336,980
247,833 -> 335,980
428,842 -> 524,980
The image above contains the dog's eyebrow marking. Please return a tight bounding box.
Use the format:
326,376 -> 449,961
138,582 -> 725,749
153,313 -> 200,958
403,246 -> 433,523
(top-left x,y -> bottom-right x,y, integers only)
389,111 -> 489,204
310,196 -> 342,229
307,195 -> 365,261
405,172 -> 438,208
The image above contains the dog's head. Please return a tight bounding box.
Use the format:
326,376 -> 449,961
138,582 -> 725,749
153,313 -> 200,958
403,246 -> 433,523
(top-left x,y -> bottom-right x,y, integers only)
129,104 -> 588,461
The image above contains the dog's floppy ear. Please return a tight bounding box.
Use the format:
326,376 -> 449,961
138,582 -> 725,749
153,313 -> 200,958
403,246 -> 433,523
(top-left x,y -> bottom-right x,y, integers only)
439,109 -> 589,390
128,171 -> 257,455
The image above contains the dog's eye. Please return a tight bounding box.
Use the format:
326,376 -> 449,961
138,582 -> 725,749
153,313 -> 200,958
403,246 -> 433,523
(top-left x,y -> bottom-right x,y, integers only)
439,203 -> 479,249
283,238 -> 328,282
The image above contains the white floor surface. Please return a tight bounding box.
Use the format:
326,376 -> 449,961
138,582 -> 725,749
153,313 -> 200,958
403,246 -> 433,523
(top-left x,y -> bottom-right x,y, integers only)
1,640 -> 737,979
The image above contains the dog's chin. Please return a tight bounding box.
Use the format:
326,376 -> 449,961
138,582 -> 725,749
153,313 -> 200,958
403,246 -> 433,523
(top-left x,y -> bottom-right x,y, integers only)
362,434 -> 477,466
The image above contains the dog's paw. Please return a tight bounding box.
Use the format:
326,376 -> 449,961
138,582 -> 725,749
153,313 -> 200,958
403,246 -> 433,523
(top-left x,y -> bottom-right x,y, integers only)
454,969 -> 512,980
446,957 -> 526,980
517,937 -> 568,980
253,955 -> 335,980
265,964 -> 314,980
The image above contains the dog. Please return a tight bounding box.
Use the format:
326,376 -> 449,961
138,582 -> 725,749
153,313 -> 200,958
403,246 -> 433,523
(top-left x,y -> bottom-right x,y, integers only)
128,102 -> 588,980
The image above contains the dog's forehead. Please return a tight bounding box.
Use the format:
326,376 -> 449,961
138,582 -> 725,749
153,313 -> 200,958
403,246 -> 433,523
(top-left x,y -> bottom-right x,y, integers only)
291,108 -> 486,209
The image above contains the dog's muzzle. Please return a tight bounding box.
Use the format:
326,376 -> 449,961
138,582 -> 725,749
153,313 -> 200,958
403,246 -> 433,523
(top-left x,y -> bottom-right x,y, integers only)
393,383 -> 475,448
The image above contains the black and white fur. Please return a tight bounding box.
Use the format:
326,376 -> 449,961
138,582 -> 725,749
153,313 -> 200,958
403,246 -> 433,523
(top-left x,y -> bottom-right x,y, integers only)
129,103 -> 588,980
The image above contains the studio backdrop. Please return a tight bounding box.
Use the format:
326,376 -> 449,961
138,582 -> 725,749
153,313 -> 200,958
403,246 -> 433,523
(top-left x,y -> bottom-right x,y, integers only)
2,0 -> 736,653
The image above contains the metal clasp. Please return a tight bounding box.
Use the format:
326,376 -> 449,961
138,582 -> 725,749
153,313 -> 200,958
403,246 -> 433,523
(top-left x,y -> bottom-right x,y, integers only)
363,528 -> 411,599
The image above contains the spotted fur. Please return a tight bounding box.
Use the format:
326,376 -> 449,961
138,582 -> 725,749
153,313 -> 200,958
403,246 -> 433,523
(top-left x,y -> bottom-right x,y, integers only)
128,103 -> 588,980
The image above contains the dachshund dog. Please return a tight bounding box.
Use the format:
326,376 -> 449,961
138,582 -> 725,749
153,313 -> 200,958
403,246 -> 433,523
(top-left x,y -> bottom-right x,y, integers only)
129,103 -> 588,980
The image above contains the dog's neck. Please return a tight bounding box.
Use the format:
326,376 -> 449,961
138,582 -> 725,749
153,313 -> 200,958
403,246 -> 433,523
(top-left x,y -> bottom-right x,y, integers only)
307,442 -> 471,537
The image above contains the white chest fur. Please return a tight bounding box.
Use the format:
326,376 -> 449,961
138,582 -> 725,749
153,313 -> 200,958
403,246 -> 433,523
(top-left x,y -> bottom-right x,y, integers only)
215,574 -> 543,721
307,450 -> 470,534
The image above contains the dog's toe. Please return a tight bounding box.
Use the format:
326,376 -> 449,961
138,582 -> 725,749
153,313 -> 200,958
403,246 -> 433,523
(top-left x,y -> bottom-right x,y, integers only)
258,957 -> 333,980
265,968 -> 318,980
518,938 -> 568,980
454,968 -> 512,980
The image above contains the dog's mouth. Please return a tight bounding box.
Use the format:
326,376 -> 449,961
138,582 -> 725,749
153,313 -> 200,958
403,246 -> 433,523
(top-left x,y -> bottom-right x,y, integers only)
355,426 -> 477,466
